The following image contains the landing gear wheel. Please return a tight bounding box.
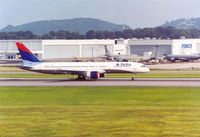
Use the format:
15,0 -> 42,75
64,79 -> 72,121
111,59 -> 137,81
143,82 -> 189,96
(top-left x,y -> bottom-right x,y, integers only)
131,74 -> 135,81
77,74 -> 86,80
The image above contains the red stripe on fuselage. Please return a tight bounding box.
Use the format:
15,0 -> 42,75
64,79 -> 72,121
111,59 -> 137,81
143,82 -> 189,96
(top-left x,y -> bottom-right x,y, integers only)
16,42 -> 32,54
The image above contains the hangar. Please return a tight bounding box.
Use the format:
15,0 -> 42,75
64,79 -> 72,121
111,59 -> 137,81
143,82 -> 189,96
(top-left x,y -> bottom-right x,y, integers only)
42,40 -> 119,59
128,39 -> 200,58
0,40 -> 119,60
1,39 -> 200,60
128,39 -> 172,57
0,40 -> 42,60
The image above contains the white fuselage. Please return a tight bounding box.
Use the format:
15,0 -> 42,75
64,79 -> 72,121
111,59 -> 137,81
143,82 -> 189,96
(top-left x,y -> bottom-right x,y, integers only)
22,61 -> 150,74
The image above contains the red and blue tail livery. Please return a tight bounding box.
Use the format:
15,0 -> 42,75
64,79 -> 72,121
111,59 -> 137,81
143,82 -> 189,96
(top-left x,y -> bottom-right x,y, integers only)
16,42 -> 40,62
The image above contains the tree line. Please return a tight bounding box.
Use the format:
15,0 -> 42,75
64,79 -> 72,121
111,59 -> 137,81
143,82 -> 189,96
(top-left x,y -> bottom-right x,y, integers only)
1,27 -> 200,40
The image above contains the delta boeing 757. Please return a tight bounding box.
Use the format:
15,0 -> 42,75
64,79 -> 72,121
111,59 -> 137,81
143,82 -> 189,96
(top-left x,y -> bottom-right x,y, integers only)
16,42 -> 150,80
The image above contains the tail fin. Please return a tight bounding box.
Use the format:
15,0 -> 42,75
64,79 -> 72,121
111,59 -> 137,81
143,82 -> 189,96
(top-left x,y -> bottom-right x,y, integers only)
104,45 -> 111,56
16,42 -> 41,62
150,46 -> 159,58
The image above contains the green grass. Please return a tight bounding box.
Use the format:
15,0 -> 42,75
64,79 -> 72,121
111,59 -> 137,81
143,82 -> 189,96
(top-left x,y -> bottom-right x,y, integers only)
0,66 -> 24,72
1,87 -> 200,136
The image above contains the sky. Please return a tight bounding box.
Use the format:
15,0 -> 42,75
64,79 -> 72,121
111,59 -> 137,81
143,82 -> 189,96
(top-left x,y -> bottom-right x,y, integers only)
1,0 -> 200,29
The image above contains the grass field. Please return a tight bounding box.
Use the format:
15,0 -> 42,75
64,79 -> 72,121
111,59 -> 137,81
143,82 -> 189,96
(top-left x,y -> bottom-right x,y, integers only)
0,66 -> 24,72
1,87 -> 200,137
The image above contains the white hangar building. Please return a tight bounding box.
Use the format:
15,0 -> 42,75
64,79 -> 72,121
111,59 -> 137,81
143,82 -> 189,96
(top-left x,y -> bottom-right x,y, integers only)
128,39 -> 200,57
0,39 -> 128,60
1,39 -> 200,60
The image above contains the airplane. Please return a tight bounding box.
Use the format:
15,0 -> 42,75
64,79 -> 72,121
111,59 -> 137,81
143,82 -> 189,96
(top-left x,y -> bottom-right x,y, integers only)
164,54 -> 200,62
138,46 -> 159,63
103,45 -> 134,62
104,45 -> 159,63
16,42 -> 150,80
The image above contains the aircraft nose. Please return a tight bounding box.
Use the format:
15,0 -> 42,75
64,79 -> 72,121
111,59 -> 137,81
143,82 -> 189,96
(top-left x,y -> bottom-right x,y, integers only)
145,67 -> 150,72
140,65 -> 150,73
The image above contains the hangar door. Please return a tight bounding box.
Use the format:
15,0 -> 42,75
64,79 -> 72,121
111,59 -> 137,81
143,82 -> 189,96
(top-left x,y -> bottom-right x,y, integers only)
130,45 -> 171,57
43,45 -> 79,59
81,45 -> 113,57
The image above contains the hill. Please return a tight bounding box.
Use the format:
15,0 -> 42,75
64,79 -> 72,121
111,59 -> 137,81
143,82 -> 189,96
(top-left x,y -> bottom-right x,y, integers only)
0,18 -> 131,35
162,18 -> 200,30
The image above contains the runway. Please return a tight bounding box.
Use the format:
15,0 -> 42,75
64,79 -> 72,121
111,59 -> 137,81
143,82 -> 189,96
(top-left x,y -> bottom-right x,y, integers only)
1,78 -> 200,87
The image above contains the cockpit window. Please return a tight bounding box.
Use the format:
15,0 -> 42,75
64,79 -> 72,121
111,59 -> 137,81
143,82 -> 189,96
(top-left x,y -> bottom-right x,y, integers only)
141,65 -> 147,67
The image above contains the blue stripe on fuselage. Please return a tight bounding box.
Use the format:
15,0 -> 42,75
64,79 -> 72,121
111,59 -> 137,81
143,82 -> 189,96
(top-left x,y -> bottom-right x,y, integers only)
19,49 -> 40,62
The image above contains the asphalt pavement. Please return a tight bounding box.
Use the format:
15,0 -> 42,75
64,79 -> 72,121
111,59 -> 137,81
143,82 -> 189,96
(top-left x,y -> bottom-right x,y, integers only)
1,78 -> 200,87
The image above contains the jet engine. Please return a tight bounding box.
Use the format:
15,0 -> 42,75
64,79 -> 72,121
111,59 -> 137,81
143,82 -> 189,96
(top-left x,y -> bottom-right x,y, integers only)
86,71 -> 100,79
86,71 -> 106,79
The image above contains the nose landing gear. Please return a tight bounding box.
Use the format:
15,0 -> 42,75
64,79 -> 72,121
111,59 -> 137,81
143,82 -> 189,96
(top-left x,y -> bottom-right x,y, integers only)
131,74 -> 135,80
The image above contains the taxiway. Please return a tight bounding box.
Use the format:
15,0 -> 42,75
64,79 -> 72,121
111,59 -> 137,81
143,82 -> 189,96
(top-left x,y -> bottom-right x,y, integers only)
0,78 -> 200,87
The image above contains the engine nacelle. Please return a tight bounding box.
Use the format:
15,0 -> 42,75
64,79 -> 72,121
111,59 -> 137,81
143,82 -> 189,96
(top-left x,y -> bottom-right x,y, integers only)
86,71 -> 100,79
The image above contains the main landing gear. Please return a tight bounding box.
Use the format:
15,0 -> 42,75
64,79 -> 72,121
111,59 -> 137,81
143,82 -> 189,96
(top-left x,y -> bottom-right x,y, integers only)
131,74 -> 135,81
76,74 -> 86,80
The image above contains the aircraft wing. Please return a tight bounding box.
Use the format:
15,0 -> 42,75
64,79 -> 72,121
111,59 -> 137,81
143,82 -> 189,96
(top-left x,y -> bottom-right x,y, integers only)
54,68 -> 105,75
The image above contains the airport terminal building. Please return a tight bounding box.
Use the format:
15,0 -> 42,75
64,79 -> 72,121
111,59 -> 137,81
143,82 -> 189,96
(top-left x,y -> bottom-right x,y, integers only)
1,39 -> 200,60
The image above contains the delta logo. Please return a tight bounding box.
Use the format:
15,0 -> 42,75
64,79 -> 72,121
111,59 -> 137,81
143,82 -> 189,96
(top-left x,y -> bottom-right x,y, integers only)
116,63 -> 131,67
